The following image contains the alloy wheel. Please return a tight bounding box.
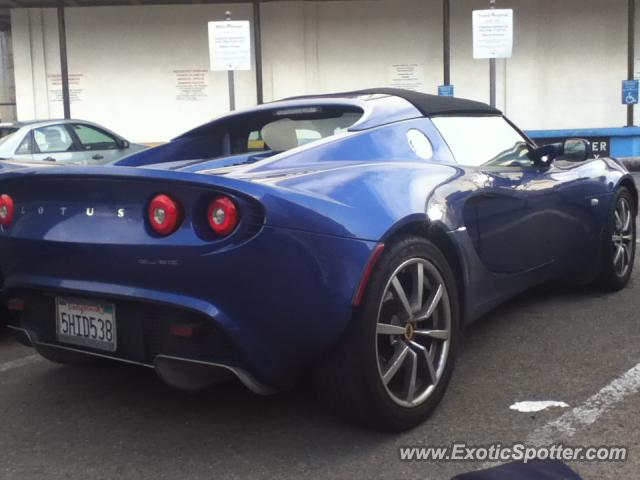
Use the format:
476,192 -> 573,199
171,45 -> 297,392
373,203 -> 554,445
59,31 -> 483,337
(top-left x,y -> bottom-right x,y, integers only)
375,258 -> 451,408
612,197 -> 634,278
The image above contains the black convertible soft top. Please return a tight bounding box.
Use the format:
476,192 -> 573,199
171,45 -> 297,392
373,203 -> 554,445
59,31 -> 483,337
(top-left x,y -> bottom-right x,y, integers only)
286,88 -> 501,117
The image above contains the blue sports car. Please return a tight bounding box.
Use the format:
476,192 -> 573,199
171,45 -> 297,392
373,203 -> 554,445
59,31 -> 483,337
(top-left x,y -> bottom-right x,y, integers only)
0,89 -> 635,430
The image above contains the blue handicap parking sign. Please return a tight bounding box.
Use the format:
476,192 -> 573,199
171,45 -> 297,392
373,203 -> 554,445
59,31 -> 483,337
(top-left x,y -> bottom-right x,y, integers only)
438,85 -> 455,97
622,80 -> 639,105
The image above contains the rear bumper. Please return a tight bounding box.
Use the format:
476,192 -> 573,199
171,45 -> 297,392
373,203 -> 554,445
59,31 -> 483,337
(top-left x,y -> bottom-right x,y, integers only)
9,289 -> 236,363
7,324 -> 275,394
1,225 -> 376,387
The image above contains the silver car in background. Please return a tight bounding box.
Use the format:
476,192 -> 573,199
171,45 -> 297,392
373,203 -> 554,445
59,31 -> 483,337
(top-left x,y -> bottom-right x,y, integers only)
0,119 -> 147,164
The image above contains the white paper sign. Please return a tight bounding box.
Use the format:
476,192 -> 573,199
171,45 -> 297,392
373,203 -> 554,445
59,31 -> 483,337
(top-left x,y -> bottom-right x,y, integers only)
47,73 -> 84,103
174,69 -> 209,101
472,9 -> 513,59
388,64 -> 425,91
208,20 -> 251,71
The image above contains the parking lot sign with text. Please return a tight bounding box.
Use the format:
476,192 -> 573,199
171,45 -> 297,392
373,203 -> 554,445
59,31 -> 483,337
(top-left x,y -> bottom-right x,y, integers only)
208,20 -> 252,71
472,9 -> 513,59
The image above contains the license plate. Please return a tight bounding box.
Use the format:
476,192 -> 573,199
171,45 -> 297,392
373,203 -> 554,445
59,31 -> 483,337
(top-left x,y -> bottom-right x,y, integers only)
56,297 -> 117,352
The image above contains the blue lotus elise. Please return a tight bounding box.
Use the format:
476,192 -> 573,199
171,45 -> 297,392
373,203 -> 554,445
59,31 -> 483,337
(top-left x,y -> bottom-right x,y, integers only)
0,89 -> 636,430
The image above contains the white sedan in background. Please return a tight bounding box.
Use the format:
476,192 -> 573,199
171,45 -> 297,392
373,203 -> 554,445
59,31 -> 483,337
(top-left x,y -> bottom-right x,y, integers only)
0,119 -> 147,164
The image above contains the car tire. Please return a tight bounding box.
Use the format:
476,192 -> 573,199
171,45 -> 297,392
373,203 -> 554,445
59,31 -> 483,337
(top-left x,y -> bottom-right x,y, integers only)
594,186 -> 636,291
314,235 -> 460,431
34,344 -> 95,365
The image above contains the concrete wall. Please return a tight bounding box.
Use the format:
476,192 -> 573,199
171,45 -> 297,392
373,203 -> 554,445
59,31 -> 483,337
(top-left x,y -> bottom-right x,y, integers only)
9,0 -> 633,143
0,29 -> 15,122
11,4 -> 256,142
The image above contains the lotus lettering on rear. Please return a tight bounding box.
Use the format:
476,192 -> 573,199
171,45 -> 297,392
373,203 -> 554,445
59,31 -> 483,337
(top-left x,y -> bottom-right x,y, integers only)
16,206 -> 127,218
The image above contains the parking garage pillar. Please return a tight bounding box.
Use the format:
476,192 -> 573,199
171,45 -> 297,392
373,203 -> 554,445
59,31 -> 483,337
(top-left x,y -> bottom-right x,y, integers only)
628,0 -> 636,127
253,1 -> 264,104
489,0 -> 497,108
443,0 -> 451,87
57,2 -> 71,119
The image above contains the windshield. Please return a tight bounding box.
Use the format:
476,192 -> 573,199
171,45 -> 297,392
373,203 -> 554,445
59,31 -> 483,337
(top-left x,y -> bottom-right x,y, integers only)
0,130 -> 17,156
0,130 -> 15,145
432,116 -> 534,168
0,127 -> 18,139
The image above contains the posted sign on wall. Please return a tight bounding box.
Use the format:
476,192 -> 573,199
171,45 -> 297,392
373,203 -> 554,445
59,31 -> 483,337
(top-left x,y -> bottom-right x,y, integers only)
472,9 -> 514,59
388,64 -> 425,91
208,20 -> 251,71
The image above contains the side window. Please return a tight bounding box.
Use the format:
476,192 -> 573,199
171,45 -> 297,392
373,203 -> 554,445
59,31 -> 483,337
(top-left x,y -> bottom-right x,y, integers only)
72,124 -> 119,151
247,130 -> 265,151
432,116 -> 534,168
15,134 -> 32,155
33,125 -> 75,153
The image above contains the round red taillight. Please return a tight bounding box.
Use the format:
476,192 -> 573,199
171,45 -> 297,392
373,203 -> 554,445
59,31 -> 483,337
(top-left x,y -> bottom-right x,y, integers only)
0,194 -> 15,226
148,194 -> 182,235
207,196 -> 238,236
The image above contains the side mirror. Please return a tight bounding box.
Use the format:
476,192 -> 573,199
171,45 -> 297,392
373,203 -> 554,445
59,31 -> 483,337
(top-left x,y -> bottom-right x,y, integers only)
531,138 -> 592,166
560,138 -> 592,162
118,139 -> 130,149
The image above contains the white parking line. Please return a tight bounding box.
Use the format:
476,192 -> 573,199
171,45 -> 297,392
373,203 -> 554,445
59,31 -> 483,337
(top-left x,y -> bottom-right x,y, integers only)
528,362 -> 640,445
0,354 -> 42,373
509,400 -> 569,413
481,363 -> 640,470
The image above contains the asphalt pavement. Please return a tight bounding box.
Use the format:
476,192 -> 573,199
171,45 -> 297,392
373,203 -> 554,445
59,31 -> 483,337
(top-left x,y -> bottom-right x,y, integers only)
1,177 -> 639,480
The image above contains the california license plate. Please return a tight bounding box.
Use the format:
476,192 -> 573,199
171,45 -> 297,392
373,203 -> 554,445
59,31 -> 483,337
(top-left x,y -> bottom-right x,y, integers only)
56,297 -> 117,352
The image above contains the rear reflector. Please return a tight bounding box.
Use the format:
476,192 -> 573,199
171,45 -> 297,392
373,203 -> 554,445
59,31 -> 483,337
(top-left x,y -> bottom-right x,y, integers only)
148,194 -> 182,236
169,324 -> 194,337
0,193 -> 15,227
207,196 -> 239,236
7,298 -> 24,312
353,243 -> 385,306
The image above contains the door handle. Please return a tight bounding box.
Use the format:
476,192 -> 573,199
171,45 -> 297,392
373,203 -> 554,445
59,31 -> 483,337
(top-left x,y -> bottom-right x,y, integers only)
92,154 -> 104,160
43,157 -> 56,162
